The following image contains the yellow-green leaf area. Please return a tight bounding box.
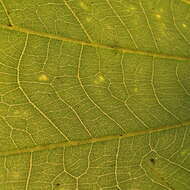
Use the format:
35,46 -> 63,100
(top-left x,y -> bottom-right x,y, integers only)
0,0 -> 190,189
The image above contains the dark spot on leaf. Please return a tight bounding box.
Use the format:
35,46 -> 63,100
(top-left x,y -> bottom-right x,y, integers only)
7,23 -> 13,27
55,183 -> 60,186
150,158 -> 155,165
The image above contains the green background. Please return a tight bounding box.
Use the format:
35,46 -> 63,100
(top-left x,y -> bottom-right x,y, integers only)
0,0 -> 190,189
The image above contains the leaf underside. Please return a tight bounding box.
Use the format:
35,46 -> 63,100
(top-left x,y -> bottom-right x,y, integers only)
0,0 -> 190,189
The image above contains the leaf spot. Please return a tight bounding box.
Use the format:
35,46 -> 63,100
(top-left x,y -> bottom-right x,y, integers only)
8,23 -> 13,27
79,1 -> 89,10
150,158 -> 156,165
134,87 -> 138,92
155,14 -> 161,19
182,23 -> 187,28
94,74 -> 106,84
38,74 -> 49,81
180,149 -> 189,156
86,16 -> 92,23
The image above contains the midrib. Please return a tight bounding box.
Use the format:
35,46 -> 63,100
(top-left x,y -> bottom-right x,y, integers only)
0,24 -> 190,61
0,120 -> 189,156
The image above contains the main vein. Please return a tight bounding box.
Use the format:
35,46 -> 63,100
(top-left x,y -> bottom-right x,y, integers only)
0,120 -> 189,156
0,24 -> 190,61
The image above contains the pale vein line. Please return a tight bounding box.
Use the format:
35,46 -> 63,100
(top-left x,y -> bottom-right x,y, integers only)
115,138 -> 122,190
139,0 -> 159,52
140,151 -> 172,190
124,99 -> 150,129
119,174 -> 145,184
2,87 -> 19,96
0,82 -> 17,85
17,33 -> 70,141
106,0 -> 138,49
0,71 -> 16,76
157,152 -> 190,173
50,84 -> 93,137
120,53 -> 129,96
0,0 -> 14,26
4,157 -> 8,182
106,74 -> 150,130
76,177 -> 79,190
42,38 -> 51,71
4,119 -> 18,148
1,117 -> 189,157
151,56 -> 182,124
51,170 -> 65,190
63,0 -> 93,42
36,8 -> 49,33
170,0 -> 190,46
0,61 -> 16,69
78,45 -> 127,134
79,143 -> 93,178
176,62 -> 190,96
25,152 -> 33,190
0,24 -> 190,61
148,133 -> 154,151
180,127 -> 188,149
173,178 -> 190,189
168,127 -> 188,160
158,128 -> 177,151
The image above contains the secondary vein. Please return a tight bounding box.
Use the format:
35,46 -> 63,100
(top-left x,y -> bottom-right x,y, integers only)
0,24 -> 190,61
0,120 -> 189,157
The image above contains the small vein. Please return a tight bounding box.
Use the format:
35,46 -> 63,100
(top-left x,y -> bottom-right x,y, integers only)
78,45 -> 127,134
17,33 -> 70,141
50,84 -> 93,138
170,0 -> 190,46
151,57 -> 182,124
115,138 -> 122,190
0,0 -> 14,26
168,127 -> 188,160
106,0 -> 138,49
140,151 -> 172,190
173,178 -> 190,189
120,53 -> 129,96
1,117 -> 18,148
124,99 -> 150,129
25,152 -> 33,190
42,38 -> 51,71
78,143 -> 93,177
63,0 -> 93,42
139,0 -> 159,52
51,170 -> 65,190
3,157 -> 8,182
36,7 -> 49,33
176,63 -> 190,96
157,152 -> 190,173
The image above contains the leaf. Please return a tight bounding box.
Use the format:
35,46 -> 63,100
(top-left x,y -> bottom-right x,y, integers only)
0,0 -> 190,189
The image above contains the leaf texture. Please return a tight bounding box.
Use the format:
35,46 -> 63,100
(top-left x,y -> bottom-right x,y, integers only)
0,0 -> 190,189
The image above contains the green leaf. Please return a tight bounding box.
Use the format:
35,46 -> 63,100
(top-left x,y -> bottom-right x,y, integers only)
0,0 -> 190,189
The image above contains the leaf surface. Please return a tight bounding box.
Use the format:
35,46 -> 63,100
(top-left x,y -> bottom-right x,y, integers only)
0,0 -> 190,189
